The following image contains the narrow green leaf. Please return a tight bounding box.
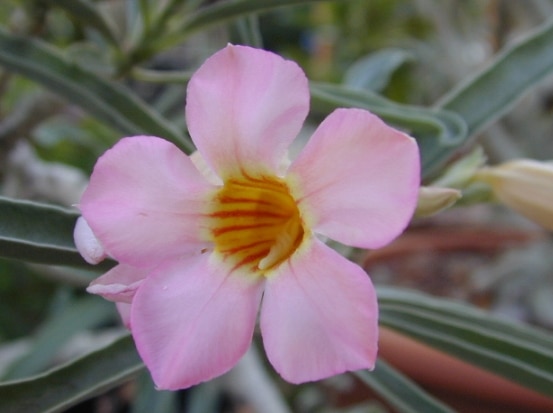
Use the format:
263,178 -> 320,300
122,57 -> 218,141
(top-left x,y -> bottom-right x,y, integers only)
150,0 -> 344,53
310,82 -> 467,175
344,48 -> 413,92
186,381 -> 220,413
138,0 -> 153,35
131,371 -> 177,413
428,16 -> 553,175
181,0 -> 342,35
0,29 -> 193,153
2,297 -> 116,380
378,287 -> 553,397
355,360 -> 455,413
0,196 -> 79,266
0,335 -> 143,413
131,67 -> 192,84
41,0 -> 119,46
234,15 -> 263,48
0,197 -> 111,269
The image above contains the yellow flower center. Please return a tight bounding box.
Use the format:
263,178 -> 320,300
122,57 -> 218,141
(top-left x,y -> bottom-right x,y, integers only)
207,174 -> 304,275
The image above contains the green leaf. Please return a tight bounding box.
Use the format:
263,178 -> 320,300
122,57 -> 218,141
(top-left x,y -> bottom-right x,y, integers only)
0,197 -> 111,269
131,67 -> 192,84
131,371 -> 177,413
0,335 -> 143,413
138,0 -> 153,35
429,16 -> 553,175
146,0 -> 343,55
310,82 -> 467,175
2,296 -> 116,380
180,0 -> 342,35
344,48 -> 413,92
378,287 -> 553,397
186,381 -> 220,413
233,15 -> 263,48
0,196 -> 79,266
355,360 -> 455,413
0,29 -> 193,153
40,0 -> 119,46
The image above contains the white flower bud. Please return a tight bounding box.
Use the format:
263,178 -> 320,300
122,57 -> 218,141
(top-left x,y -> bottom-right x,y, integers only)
475,160 -> 553,230
73,216 -> 107,264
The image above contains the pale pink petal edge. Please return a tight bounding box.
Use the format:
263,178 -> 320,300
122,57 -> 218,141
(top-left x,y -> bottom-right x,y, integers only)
86,264 -> 149,303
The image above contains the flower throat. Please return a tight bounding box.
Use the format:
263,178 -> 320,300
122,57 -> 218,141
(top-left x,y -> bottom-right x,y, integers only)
207,174 -> 304,274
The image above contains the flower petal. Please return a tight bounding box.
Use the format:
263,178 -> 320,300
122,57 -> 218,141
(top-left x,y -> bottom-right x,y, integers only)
80,136 -> 214,267
74,216 -> 107,264
190,151 -> 222,185
131,254 -> 264,390
116,302 -> 132,329
87,264 -> 149,303
260,238 -> 378,383
186,44 -> 309,178
288,109 -> 420,249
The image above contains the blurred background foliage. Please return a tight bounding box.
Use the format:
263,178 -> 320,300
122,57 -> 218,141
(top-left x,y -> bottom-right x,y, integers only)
1,0 -> 553,412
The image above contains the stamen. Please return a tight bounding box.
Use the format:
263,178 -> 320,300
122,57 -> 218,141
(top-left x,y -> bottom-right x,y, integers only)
207,174 -> 304,275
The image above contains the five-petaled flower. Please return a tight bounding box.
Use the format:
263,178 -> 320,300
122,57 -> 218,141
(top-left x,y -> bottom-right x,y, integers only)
74,45 -> 420,390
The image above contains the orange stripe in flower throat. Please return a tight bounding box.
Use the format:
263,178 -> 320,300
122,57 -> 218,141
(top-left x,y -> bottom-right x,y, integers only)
207,174 -> 304,275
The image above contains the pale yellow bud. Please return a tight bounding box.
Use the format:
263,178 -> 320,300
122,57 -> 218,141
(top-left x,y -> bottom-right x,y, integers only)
475,160 -> 553,230
415,186 -> 462,218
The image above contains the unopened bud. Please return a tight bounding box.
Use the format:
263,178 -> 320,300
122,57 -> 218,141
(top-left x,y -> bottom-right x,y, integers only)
415,186 -> 462,218
74,216 -> 107,264
475,160 -> 553,230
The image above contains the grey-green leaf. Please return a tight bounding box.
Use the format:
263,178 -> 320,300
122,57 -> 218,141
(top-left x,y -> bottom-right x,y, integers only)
429,16 -> 553,175
154,0 -> 346,51
0,196 -> 110,269
233,15 -> 263,48
2,297 -> 116,380
344,48 -> 413,92
40,0 -> 119,46
183,0 -> 342,33
0,335 -> 143,413
378,287 -> 553,397
0,196 -> 80,266
0,29 -> 192,153
186,381 -> 220,413
355,360 -> 455,413
131,370 -> 177,413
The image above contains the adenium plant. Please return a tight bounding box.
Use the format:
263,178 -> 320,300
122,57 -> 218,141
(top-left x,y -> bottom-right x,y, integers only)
74,45 -> 420,390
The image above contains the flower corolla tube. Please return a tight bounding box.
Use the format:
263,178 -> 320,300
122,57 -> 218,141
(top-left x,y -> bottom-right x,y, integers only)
74,45 -> 420,390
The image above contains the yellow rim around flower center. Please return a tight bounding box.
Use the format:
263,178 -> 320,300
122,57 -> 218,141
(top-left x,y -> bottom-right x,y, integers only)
207,174 -> 304,275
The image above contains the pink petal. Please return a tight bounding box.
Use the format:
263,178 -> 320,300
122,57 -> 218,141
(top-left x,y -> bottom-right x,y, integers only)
260,238 -> 378,383
131,254 -> 264,390
80,136 -> 214,267
189,151 -> 222,185
288,109 -> 420,249
73,217 -> 107,264
186,44 -> 309,178
87,264 -> 149,303
116,302 -> 132,329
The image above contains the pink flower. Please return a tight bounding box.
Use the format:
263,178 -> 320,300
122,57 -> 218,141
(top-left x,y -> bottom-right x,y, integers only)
75,45 -> 420,390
